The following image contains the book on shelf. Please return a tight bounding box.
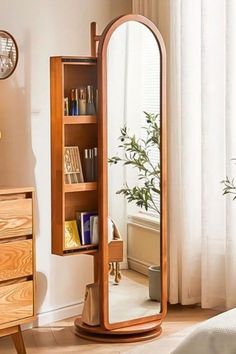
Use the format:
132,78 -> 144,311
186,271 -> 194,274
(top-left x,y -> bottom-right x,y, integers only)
83,215 -> 114,245
64,220 -> 81,250
76,211 -> 98,245
90,215 -> 98,245
84,147 -> 98,182
64,146 -> 84,184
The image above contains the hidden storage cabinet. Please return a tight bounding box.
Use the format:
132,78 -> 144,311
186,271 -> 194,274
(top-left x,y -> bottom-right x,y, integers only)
50,57 -> 98,256
0,187 -> 35,353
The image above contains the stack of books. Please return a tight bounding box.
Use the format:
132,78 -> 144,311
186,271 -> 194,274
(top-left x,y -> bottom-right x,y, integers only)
76,211 -> 98,245
84,147 -> 98,182
64,213 -> 115,249
64,146 -> 84,184
64,212 -> 98,249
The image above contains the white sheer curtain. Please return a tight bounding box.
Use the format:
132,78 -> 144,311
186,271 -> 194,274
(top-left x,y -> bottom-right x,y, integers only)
133,0 -> 236,309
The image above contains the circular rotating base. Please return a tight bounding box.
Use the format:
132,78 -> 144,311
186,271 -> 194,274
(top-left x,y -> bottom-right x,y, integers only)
74,317 -> 162,343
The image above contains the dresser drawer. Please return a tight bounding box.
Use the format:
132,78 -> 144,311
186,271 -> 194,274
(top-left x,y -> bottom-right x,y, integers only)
0,198 -> 32,239
0,281 -> 33,325
0,240 -> 33,282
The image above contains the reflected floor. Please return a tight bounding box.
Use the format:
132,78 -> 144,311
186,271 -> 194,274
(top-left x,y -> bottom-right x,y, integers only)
109,269 -> 160,323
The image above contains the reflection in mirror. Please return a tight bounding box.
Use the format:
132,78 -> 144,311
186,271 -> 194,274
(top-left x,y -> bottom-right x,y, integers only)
107,21 -> 161,324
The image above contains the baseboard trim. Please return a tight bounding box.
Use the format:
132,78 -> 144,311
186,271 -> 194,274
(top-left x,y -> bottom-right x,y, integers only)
128,257 -> 152,276
22,301 -> 84,329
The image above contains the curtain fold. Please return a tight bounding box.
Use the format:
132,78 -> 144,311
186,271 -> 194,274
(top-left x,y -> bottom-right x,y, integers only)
133,0 -> 236,309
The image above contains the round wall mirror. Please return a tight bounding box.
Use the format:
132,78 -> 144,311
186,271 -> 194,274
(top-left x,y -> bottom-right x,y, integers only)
0,31 -> 18,80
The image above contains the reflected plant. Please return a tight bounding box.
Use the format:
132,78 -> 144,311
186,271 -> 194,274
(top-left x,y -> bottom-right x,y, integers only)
222,159 -> 236,200
108,112 -> 160,214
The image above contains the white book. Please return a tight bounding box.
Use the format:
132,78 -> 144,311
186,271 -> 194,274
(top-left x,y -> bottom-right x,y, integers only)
91,216 -> 99,245
90,216 -> 114,244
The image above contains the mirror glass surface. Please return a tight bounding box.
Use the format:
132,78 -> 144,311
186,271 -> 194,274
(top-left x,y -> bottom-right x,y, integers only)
107,21 -> 161,324
0,31 -> 18,79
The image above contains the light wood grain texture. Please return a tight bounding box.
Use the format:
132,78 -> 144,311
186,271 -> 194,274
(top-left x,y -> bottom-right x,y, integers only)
0,305 -> 221,354
11,326 -> 26,354
0,316 -> 36,331
64,182 -> 97,193
50,57 -> 64,255
90,22 -> 97,57
0,325 -> 18,338
0,188 -> 35,353
108,240 -> 123,262
0,281 -> 33,325
0,240 -> 32,282
0,187 -> 34,196
64,115 -> 97,124
0,199 -> 32,239
97,14 -> 167,333
0,194 -> 26,201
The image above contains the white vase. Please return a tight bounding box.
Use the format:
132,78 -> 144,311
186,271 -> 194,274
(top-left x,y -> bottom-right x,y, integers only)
148,265 -> 161,301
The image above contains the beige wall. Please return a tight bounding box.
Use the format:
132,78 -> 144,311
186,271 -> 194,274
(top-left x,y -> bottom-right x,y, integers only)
0,0 -> 131,325
128,221 -> 160,275
111,0 -> 132,18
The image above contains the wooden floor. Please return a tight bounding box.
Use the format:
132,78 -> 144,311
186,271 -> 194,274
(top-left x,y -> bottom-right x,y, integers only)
0,305 -> 220,354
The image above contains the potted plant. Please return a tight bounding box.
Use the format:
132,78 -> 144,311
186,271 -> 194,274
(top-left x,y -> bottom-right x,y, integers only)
222,160 -> 236,199
108,111 -> 161,215
109,111 -> 161,301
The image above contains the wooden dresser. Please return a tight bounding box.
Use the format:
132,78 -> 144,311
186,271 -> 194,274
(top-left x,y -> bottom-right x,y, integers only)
0,187 -> 35,354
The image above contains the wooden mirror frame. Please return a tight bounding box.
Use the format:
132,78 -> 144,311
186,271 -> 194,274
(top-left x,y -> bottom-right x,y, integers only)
97,14 -> 167,331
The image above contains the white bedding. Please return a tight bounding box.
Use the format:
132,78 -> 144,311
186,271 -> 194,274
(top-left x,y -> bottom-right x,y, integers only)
171,308 -> 236,354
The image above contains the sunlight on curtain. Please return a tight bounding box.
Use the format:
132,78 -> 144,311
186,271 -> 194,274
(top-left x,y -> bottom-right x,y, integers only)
133,0 -> 236,309
169,0 -> 236,309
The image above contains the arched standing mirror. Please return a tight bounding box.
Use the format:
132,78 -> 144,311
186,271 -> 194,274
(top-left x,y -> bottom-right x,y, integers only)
98,14 -> 167,337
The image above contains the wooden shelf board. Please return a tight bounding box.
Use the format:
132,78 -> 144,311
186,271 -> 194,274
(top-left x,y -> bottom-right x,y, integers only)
64,116 -> 97,124
64,182 -> 97,193
63,245 -> 98,256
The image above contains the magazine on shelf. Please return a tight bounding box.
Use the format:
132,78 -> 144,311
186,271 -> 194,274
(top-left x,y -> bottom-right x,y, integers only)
64,220 -> 81,249
64,146 -> 84,184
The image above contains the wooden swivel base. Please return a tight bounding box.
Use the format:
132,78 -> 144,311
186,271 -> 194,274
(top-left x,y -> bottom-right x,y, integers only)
74,317 -> 162,343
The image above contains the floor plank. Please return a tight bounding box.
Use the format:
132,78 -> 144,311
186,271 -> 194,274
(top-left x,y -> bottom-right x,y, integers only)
0,305 -> 220,354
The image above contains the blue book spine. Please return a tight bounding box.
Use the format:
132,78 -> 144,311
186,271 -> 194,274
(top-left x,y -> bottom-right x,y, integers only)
81,212 -> 97,244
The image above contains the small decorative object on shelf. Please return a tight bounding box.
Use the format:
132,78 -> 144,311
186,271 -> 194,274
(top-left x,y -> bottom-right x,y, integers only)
64,97 -> 69,116
64,146 -> 84,184
79,87 -> 87,115
64,220 -> 81,250
86,85 -> 96,115
69,88 -> 79,115
64,85 -> 97,116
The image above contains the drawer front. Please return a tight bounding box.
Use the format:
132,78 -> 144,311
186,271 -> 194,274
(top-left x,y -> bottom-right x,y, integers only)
0,281 -> 33,325
0,240 -> 32,282
0,198 -> 32,239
